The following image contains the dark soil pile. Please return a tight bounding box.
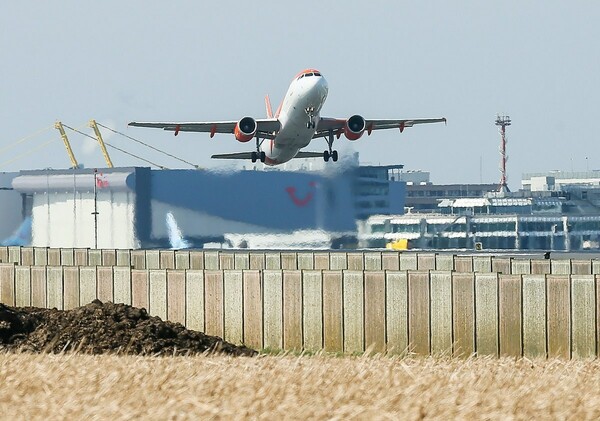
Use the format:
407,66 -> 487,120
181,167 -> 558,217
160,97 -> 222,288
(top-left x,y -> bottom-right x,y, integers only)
0,300 -> 256,357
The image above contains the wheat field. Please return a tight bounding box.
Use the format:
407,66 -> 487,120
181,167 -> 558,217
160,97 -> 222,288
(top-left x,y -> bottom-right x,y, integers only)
1,353 -> 600,420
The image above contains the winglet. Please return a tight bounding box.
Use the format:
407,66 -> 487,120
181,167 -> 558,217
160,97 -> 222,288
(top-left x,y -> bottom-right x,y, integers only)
265,95 -> 273,118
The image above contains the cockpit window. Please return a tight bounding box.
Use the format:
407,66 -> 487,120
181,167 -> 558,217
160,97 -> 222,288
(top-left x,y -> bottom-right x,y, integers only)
306,73 -> 314,77
314,72 -> 321,76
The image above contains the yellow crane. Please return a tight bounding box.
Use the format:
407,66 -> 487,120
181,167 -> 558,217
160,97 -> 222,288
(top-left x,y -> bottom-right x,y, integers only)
54,121 -> 79,169
89,119 -> 114,168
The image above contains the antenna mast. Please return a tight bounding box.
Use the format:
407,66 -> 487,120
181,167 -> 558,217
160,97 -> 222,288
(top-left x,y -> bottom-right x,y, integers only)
495,114 -> 511,193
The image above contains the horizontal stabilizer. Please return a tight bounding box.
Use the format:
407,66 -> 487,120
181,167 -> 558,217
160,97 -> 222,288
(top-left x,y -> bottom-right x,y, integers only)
211,152 -> 254,160
294,151 -> 324,158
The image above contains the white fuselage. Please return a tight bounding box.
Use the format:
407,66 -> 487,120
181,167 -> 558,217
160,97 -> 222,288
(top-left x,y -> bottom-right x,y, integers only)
261,73 -> 328,165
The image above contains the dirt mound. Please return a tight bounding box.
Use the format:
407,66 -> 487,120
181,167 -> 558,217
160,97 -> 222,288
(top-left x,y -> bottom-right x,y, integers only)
0,300 -> 256,357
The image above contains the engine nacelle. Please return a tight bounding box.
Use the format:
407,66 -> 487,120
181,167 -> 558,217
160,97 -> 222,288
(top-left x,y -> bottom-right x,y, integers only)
234,117 -> 257,143
344,114 -> 366,141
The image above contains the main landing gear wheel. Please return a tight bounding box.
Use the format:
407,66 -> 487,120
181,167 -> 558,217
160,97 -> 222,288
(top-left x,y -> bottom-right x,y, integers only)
323,150 -> 329,162
251,151 -> 267,163
331,150 -> 338,162
260,151 -> 266,163
251,152 -> 258,163
323,150 -> 338,162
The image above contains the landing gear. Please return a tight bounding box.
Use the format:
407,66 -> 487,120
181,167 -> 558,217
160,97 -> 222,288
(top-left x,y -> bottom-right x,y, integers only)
251,151 -> 266,163
252,135 -> 266,163
305,106 -> 316,129
323,130 -> 338,162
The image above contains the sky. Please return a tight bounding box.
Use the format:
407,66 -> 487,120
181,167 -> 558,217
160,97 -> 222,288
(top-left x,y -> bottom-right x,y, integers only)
1,1 -> 599,190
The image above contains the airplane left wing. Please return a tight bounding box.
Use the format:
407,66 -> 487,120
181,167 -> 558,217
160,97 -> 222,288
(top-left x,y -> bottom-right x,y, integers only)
129,119 -> 281,139
314,117 -> 446,138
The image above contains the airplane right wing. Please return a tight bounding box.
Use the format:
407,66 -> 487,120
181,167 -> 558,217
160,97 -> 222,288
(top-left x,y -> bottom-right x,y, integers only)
313,117 -> 446,139
129,118 -> 281,139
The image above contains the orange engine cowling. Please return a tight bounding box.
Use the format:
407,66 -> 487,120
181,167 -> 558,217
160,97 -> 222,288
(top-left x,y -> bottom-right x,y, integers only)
234,117 -> 257,142
344,115 -> 366,141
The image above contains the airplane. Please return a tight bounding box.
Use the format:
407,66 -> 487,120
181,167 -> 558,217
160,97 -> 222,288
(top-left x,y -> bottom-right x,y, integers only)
129,69 -> 446,165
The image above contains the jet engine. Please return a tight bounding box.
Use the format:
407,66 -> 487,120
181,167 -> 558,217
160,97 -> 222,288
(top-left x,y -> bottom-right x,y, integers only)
344,115 -> 366,140
234,117 -> 257,142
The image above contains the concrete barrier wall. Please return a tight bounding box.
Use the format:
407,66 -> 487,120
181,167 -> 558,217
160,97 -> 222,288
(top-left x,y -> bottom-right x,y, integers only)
1,247 -> 599,275
2,263 -> 600,358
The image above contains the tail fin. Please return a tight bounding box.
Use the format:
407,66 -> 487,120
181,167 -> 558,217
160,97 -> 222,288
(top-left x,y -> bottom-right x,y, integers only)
1,217 -> 32,246
265,95 -> 273,118
166,212 -> 191,249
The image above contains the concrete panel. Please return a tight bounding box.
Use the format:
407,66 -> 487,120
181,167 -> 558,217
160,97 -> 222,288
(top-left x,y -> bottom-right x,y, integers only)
15,266 -> 31,307
159,250 -> 175,269
453,273 -> 475,357
47,248 -> 60,266
204,271 -> 224,339
265,252 -> 281,270
116,250 -> 131,267
74,249 -> 89,266
523,275 -> 547,358
547,275 -> 570,358
263,271 -> 283,350
60,248 -> 74,266
130,250 -> 146,269
314,252 -> 330,270
0,247 -> 7,263
531,260 -> 551,275
473,256 -> 492,273
234,253 -> 249,270
435,254 -> 454,271
174,250 -> 190,270
145,250 -> 160,270
88,249 -> 102,266
79,267 -> 97,306
219,253 -> 235,270
551,260 -> 572,275
34,247 -> 48,266
511,259 -> 531,275
364,252 -> 382,271
189,251 -> 204,270
31,266 -> 46,308
249,253 -> 265,270
0,264 -> 15,306
97,267 -> 114,303
329,253 -> 347,270
386,271 -> 408,355
399,253 -> 417,271
149,270 -> 167,320
364,271 -> 386,353
281,253 -> 297,270
381,253 -> 399,271
223,270 -> 243,345
303,270 -> 323,351
63,266 -> 80,310
297,253 -> 314,270
102,249 -> 117,267
475,273 -> 498,356
593,260 -> 600,275
572,260 -> 592,275
8,246 -> 20,264
430,271 -> 453,356
491,257 -> 511,274
243,270 -> 263,350
322,271 -> 343,352
113,266 -> 131,305
167,270 -> 186,326
408,271 -> 430,355
185,270 -> 204,332
498,275 -> 522,357
343,271 -> 364,354
571,275 -> 595,358
347,253 -> 364,271
283,271 -> 303,350
131,270 -> 149,310
21,247 -> 34,266
454,256 -> 473,273
46,266 -> 63,310
417,253 -> 436,271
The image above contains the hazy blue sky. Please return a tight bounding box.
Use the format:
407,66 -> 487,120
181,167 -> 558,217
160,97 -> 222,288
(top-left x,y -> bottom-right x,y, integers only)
1,1 -> 598,189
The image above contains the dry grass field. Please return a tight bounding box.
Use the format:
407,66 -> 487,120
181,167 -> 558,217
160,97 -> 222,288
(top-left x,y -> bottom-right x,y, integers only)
1,353 -> 600,420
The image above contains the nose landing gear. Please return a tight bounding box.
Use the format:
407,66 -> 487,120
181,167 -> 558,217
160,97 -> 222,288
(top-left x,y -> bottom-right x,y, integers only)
305,106 -> 316,129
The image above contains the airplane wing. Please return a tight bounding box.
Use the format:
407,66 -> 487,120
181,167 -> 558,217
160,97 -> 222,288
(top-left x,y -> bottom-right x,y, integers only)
129,119 -> 281,139
313,117 -> 446,139
211,151 -> 324,160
